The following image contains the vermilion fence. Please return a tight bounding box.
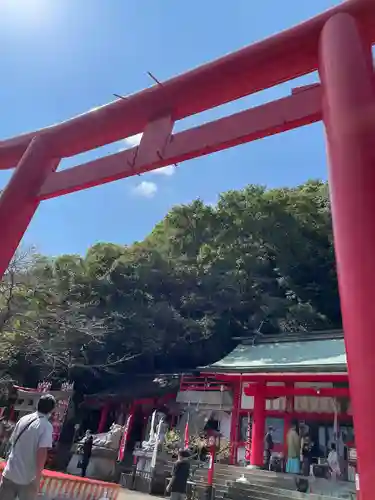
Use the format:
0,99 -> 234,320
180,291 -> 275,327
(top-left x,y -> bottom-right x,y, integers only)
0,462 -> 121,499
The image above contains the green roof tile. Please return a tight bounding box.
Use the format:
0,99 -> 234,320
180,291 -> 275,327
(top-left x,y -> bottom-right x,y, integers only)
204,338 -> 347,372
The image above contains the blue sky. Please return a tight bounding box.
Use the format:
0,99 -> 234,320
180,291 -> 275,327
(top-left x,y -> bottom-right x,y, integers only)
0,0 -> 341,256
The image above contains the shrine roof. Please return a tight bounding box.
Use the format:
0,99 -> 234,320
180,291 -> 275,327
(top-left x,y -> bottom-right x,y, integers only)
202,333 -> 347,373
83,374 -> 180,407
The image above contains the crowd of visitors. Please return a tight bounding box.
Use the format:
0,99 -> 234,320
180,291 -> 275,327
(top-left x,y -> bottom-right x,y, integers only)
262,419 -> 346,480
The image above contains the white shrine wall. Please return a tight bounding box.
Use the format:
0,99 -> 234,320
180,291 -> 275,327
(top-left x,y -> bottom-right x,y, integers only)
241,381 -> 345,414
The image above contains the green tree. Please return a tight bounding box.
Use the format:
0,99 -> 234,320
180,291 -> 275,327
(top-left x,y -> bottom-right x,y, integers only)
0,181 -> 341,393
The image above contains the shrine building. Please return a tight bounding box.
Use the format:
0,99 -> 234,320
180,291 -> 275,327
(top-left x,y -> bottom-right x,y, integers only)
177,330 -> 352,467
82,330 -> 353,478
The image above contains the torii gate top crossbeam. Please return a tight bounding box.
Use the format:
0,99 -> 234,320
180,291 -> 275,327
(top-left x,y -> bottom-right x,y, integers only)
0,0 -> 374,172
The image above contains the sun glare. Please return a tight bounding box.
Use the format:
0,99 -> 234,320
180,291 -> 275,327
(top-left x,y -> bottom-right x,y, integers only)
1,0 -> 55,25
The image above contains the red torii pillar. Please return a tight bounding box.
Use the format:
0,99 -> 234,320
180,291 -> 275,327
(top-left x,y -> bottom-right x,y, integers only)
320,13 -> 375,500
0,137 -> 60,278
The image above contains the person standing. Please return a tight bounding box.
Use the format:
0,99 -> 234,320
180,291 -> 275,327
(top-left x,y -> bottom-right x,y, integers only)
80,430 -> 93,478
264,426 -> 274,470
0,394 -> 56,500
300,435 -> 313,476
166,449 -> 190,500
73,423 -> 81,443
327,443 -> 341,480
286,420 -> 301,474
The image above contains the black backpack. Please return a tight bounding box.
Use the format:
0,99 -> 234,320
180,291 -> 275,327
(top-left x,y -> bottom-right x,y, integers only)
295,477 -> 309,493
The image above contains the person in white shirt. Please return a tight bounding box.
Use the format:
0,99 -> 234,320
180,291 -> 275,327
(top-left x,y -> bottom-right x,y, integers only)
327,443 -> 341,480
0,394 -> 56,500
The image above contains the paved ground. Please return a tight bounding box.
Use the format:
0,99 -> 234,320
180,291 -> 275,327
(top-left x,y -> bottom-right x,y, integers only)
118,489 -> 164,500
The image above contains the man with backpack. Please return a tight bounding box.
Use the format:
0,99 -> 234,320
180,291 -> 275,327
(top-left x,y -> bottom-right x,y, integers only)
0,394 -> 56,500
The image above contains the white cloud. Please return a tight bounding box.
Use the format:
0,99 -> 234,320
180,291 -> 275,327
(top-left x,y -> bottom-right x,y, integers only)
119,136 -> 176,177
133,181 -> 158,198
120,134 -> 143,150
152,165 -> 176,176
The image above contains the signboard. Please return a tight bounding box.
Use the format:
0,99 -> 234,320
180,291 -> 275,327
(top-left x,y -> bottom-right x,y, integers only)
51,399 -> 69,442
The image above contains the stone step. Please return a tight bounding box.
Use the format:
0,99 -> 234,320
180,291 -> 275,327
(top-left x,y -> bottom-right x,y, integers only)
192,476 -> 347,500
215,466 -> 284,480
192,480 -> 227,493
194,469 -> 296,490
172,460 -> 352,500
232,492 -> 291,500
229,492 -> 291,500
228,482 -> 343,500
215,493 -> 226,500
222,476 -> 293,489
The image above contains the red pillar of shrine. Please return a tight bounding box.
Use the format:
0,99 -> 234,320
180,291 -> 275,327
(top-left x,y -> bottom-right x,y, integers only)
250,382 -> 266,467
319,13 -> 375,500
98,403 -> 110,433
229,380 -> 241,465
283,382 -> 294,457
0,137 -> 60,280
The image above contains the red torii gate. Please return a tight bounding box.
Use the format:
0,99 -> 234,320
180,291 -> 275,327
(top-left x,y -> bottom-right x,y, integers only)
0,1 -> 375,497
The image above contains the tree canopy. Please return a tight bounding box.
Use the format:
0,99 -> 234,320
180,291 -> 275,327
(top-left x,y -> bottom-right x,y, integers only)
0,180 -> 340,393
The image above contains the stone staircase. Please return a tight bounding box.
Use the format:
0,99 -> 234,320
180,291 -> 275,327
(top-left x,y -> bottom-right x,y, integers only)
188,463 -> 356,500
191,463 -> 297,498
227,481 -> 357,500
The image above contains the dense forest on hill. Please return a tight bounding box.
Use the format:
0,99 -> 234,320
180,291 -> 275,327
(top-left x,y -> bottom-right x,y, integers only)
0,180 -> 340,393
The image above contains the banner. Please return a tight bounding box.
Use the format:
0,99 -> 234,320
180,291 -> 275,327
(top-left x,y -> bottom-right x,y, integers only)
149,410 -> 157,442
117,412 -> 133,462
52,399 -> 69,443
184,412 -> 190,448
151,417 -> 164,469
244,413 -> 252,461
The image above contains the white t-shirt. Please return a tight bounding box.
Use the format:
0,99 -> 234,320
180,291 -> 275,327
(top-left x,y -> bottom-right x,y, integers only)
3,412 -> 53,485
